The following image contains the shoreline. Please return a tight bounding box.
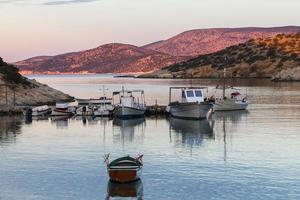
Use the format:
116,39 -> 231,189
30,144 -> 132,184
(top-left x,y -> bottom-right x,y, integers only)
22,72 -> 300,82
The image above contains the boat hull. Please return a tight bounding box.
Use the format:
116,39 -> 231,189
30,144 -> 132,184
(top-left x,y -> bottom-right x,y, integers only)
51,109 -> 74,116
32,108 -> 52,116
169,102 -> 213,119
114,106 -> 145,118
214,99 -> 248,111
108,168 -> 142,183
93,110 -> 110,116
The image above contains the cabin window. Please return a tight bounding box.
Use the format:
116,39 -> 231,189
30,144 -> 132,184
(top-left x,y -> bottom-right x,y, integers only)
182,91 -> 186,98
186,91 -> 194,97
195,90 -> 202,97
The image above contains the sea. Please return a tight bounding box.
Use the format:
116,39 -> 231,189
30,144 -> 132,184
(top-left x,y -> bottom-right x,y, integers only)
0,74 -> 300,200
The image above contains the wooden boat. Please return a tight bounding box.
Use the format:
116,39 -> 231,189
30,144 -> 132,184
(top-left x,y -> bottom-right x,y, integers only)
213,68 -> 249,111
32,105 -> 52,116
167,87 -> 213,119
104,155 -> 143,183
112,87 -> 146,119
23,105 -> 51,117
51,102 -> 77,116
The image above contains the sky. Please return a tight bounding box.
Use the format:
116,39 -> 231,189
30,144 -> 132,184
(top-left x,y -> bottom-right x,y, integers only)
0,0 -> 299,62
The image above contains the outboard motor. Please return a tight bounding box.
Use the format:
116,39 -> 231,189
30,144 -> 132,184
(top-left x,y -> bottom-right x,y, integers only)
24,107 -> 32,116
23,107 -> 33,124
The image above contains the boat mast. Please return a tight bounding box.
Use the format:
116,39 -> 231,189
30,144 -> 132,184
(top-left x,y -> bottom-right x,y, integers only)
223,68 -> 226,99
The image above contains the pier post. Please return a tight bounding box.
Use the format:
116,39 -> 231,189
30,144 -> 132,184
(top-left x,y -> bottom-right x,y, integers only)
13,88 -> 16,108
5,85 -> 8,105
169,88 -> 171,103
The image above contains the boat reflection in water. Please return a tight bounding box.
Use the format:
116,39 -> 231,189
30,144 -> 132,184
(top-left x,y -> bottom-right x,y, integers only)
212,110 -> 249,161
169,117 -> 214,148
50,116 -> 72,129
0,116 -> 22,145
112,117 -> 145,144
212,110 -> 249,123
106,179 -> 143,200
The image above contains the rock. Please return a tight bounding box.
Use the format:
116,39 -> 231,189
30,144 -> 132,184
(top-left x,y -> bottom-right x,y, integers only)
272,67 -> 300,81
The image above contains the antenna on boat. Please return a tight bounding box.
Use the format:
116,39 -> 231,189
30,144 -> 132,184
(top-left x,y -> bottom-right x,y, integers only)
99,85 -> 109,98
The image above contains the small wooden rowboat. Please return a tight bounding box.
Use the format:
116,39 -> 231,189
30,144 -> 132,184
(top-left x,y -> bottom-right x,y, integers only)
104,155 -> 143,183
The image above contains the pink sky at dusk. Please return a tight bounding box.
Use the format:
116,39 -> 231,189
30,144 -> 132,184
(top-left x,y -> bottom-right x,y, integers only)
0,0 -> 299,62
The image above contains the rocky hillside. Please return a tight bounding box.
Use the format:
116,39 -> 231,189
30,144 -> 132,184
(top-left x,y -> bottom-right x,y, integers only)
143,26 -> 300,57
16,43 -> 187,74
140,33 -> 300,81
0,57 -> 72,106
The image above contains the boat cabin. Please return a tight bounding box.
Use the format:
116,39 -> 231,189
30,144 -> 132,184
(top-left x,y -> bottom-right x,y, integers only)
169,87 -> 208,104
113,88 -> 146,108
181,89 -> 205,103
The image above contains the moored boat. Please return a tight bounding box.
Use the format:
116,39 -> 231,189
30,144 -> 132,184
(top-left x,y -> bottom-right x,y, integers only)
213,92 -> 248,111
213,68 -> 249,111
104,155 -> 143,183
31,105 -> 52,116
51,102 -> 77,116
76,105 -> 94,116
112,88 -> 146,118
93,104 -> 114,117
76,97 -> 112,105
167,87 -> 213,119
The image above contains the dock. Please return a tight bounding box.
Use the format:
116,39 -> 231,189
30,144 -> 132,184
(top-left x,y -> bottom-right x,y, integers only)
145,105 -> 167,116
0,106 -> 22,116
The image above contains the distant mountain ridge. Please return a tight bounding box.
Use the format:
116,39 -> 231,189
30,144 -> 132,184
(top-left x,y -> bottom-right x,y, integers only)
143,26 -> 300,56
16,43 -> 187,74
15,26 -> 300,74
140,33 -> 300,81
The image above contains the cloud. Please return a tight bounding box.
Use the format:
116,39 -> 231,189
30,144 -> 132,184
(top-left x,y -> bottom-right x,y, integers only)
0,0 -> 99,5
43,0 -> 98,5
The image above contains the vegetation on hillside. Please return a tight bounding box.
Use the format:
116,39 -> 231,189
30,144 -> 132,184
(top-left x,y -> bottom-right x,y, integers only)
0,57 -> 30,85
158,33 -> 300,79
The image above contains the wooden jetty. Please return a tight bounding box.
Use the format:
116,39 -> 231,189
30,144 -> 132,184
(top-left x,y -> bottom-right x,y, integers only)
145,105 -> 167,116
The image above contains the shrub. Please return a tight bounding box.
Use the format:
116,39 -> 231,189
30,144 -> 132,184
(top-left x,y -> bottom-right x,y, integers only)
0,57 -> 30,85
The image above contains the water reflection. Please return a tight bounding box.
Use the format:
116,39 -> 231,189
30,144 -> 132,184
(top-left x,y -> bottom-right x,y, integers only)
0,116 -> 22,145
106,179 -> 143,200
213,110 -> 249,162
212,110 -> 249,122
51,116 -> 72,129
169,117 -> 214,148
112,118 -> 146,145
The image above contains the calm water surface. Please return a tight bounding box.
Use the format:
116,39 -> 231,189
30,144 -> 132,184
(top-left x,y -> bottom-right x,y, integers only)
1,74 -> 300,200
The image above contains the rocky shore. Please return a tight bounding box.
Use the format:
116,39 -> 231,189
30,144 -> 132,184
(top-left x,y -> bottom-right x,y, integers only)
0,57 -> 73,114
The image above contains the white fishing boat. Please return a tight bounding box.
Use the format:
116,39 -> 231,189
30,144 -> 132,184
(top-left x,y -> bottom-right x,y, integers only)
112,88 -> 146,118
31,105 -> 52,116
214,91 -> 248,111
167,87 -> 213,119
76,86 -> 115,117
51,102 -> 77,116
93,104 -> 114,117
213,68 -> 249,111
76,96 -> 113,105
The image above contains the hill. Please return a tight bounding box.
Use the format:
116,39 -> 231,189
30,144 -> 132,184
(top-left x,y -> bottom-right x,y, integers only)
16,43 -> 187,74
140,33 -> 300,81
143,26 -> 300,57
0,57 -> 72,106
